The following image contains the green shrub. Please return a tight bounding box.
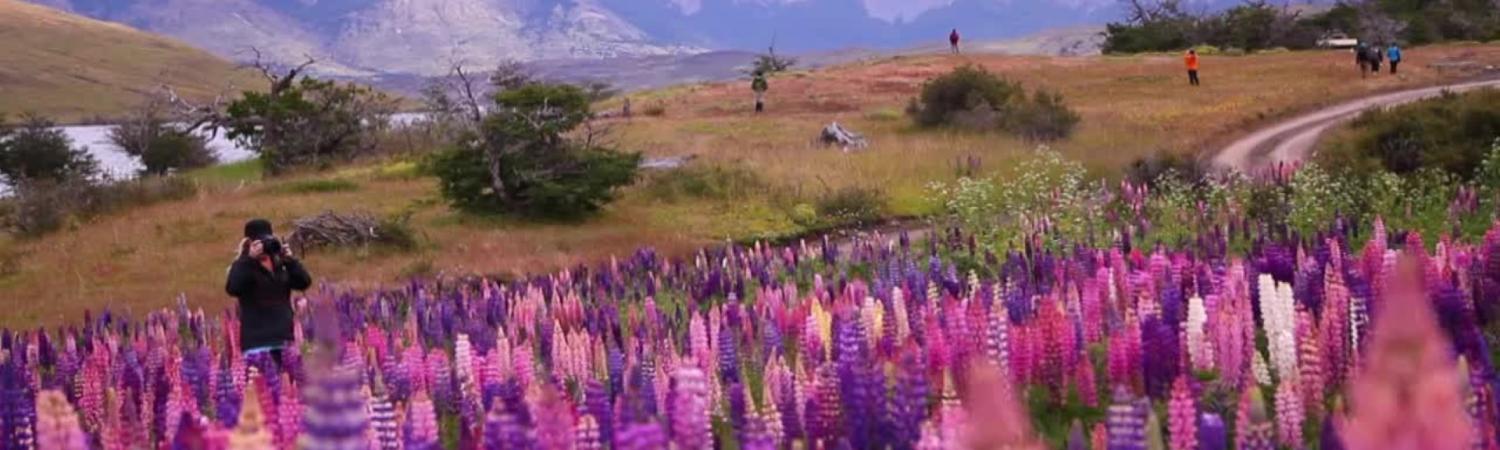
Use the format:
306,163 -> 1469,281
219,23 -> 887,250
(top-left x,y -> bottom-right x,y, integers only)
0,115 -> 99,186
1126,151 -> 1210,187
109,104 -> 216,176
908,65 -> 1024,128
266,178 -> 361,195
2,176 -> 197,237
814,186 -> 886,227
908,65 -> 1080,141
430,83 -> 641,219
643,164 -> 764,202
1318,89 -> 1500,180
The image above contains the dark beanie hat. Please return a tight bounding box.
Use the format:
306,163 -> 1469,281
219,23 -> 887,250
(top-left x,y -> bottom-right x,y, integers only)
244,219 -> 274,238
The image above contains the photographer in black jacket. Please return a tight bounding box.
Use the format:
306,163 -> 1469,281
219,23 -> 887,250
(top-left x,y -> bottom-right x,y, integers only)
227,219 -> 312,366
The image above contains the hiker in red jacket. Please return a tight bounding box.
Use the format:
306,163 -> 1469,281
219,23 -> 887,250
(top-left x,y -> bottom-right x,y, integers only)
950,29 -> 961,54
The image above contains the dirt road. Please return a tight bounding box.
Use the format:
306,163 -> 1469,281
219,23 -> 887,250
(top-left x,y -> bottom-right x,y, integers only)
1213,77 -> 1500,172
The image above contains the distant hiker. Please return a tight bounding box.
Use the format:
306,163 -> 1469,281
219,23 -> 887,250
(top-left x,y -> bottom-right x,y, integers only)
623,97 -> 632,118
1387,44 -> 1403,74
227,219 -> 312,369
950,29 -> 961,54
1185,49 -> 1200,86
1355,43 -> 1378,78
751,71 -> 769,113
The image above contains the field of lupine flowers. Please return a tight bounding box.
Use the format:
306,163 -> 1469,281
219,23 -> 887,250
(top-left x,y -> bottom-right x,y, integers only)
4,154 -> 1500,449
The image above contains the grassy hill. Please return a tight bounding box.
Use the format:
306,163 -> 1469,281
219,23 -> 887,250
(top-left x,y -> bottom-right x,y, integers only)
4,43 -> 1500,327
0,0 -> 262,122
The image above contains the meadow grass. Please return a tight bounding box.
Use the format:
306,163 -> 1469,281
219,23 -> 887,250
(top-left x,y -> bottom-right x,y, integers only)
0,1 -> 263,122
5,44 -> 1500,327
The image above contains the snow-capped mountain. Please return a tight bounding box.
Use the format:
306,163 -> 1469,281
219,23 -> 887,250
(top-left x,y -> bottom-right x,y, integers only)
28,0 -> 1155,76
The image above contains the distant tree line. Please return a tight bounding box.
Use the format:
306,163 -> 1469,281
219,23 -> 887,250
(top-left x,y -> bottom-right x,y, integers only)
1104,0 -> 1500,53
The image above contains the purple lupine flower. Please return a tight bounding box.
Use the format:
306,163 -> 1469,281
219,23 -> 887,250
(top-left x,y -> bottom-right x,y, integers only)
214,358 -> 241,428
1106,386 -> 1147,450
1067,420 -> 1088,450
368,380 -> 399,450
615,422 -> 666,450
482,397 -> 533,450
295,361 -> 369,449
0,360 -> 36,450
1196,413 -> 1227,450
584,379 -> 614,447
667,365 -> 711,449
886,349 -> 928,447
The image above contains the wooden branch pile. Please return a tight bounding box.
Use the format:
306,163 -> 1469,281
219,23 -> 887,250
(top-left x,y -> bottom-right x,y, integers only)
287,211 -> 403,253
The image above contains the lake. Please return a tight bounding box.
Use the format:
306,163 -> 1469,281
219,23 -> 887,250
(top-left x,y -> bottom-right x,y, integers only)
57,112 -> 429,178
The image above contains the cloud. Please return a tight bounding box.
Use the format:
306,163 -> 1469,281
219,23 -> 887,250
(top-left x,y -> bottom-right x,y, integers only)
862,0 -> 951,22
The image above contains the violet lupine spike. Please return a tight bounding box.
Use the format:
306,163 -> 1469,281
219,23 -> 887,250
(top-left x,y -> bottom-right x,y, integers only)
1106,386 -> 1147,450
1196,413 -> 1227,450
295,359 -> 369,450
615,422 -> 666,450
367,380 -> 398,450
668,364 -> 711,449
482,397 -> 532,450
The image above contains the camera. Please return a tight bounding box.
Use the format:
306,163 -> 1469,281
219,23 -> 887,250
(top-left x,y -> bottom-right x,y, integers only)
259,236 -> 284,256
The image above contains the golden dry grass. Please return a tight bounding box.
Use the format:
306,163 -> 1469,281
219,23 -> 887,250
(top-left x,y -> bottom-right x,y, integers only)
4,44 -> 1500,328
0,0 -> 263,122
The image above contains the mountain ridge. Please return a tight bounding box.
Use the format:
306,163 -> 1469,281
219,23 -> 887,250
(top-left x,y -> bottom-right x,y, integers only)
28,0 -> 1164,76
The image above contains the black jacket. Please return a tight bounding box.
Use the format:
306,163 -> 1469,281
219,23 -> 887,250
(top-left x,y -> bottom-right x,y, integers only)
226,255 -> 312,350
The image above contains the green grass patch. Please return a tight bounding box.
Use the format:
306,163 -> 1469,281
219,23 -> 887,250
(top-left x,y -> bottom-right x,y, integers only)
262,178 -> 361,195
187,160 -> 262,185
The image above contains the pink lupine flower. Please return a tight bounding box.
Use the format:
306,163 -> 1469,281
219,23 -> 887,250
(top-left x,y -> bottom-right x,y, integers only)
229,376 -> 274,450
1167,377 -> 1196,450
960,364 -> 1044,450
1297,308 -> 1325,415
1342,259 -> 1474,450
35,389 -> 87,450
1275,374 -> 1304,448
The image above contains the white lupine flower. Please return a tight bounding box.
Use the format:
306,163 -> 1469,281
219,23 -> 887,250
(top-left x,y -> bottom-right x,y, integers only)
1256,275 -> 1298,382
1252,350 -> 1273,387
1186,295 -> 1210,370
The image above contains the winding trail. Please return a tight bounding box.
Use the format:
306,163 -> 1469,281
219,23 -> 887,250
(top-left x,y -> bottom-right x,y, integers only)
1213,77 -> 1500,172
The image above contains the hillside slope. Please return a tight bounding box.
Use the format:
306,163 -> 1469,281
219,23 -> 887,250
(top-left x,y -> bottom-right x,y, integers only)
0,0 -> 262,122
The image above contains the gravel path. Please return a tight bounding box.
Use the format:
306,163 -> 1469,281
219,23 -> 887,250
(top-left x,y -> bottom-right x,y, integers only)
1212,77 -> 1500,172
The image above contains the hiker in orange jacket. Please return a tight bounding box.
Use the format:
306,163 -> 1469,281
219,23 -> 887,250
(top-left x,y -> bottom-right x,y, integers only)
1185,49 -> 1201,86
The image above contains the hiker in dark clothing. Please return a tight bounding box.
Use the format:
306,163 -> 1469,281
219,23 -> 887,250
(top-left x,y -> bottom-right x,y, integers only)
226,219 -> 312,367
950,29 -> 961,54
751,71 -> 769,113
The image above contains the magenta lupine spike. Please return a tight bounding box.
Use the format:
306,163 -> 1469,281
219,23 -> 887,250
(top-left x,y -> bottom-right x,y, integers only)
1076,354 -> 1098,407
915,420 -> 943,450
1167,377 -> 1196,450
273,374 -> 299,450
35,390 -> 86,450
534,385 -> 575,450
1342,260 -> 1474,450
668,364 -> 711,449
404,391 -> 438,450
